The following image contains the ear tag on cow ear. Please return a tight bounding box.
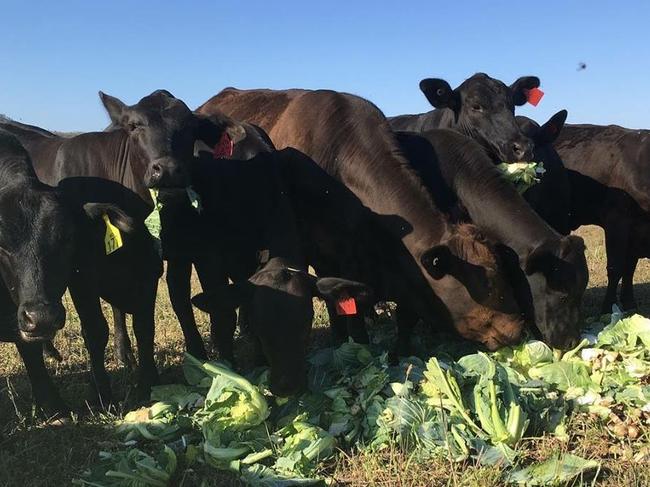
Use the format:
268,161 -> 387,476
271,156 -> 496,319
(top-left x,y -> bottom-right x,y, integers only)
213,132 -> 234,159
102,214 -> 123,255
524,87 -> 544,106
336,295 -> 357,316
186,186 -> 202,213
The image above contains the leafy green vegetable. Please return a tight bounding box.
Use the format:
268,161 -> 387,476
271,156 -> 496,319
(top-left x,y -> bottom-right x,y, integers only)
597,314 -> 650,350
78,309 -> 650,485
497,162 -> 545,193
508,453 -> 599,485
73,446 -> 177,486
528,361 -> 594,394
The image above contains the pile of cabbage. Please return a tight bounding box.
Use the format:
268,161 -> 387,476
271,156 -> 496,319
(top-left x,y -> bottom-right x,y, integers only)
497,162 -> 546,193
74,308 -> 650,486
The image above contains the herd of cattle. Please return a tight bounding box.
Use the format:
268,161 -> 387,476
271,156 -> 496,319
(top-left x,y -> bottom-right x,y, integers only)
1,73 -> 649,416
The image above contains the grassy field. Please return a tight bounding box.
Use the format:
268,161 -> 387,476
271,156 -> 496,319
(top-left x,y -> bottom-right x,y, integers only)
1,226 -> 649,486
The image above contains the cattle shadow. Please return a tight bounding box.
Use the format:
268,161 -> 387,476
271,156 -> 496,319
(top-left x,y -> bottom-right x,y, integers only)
583,282 -> 650,318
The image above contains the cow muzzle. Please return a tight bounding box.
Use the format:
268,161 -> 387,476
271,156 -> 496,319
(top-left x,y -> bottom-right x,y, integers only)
17,301 -> 66,342
510,138 -> 534,162
145,157 -> 188,188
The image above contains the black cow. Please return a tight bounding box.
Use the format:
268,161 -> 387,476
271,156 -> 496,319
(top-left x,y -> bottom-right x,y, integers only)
396,128 -> 588,349
0,90 -> 225,405
192,257 -> 372,396
388,73 -> 540,162
199,88 -> 526,353
563,169 -> 649,312
175,149 -> 311,394
555,124 -> 650,213
0,129 -> 134,414
151,114 -> 275,362
516,110 -> 573,235
554,123 -> 650,312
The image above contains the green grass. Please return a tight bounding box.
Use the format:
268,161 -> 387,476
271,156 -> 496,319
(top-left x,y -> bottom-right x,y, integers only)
1,226 -> 649,486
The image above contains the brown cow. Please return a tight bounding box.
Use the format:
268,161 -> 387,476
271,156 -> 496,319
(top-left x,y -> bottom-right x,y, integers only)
197,88 -> 524,351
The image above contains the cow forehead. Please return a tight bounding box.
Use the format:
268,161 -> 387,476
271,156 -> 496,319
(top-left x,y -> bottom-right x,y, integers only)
0,191 -> 70,238
459,75 -> 509,100
134,93 -> 192,121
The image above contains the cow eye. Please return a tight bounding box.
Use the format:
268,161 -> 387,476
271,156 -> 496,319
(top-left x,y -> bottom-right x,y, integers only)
472,104 -> 483,112
128,122 -> 143,132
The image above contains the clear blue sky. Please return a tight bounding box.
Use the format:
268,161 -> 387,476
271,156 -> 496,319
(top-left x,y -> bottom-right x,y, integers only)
1,0 -> 648,131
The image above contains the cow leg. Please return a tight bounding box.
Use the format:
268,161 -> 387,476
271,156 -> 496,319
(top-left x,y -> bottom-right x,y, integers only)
42,341 -> 62,362
601,222 -> 629,314
112,306 -> 136,369
68,286 -> 112,407
195,255 -> 236,364
131,280 -> 160,400
620,253 -> 639,311
16,341 -> 68,416
166,258 -> 207,359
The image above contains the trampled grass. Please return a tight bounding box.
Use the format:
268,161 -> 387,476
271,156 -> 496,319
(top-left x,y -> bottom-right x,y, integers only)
0,226 -> 649,486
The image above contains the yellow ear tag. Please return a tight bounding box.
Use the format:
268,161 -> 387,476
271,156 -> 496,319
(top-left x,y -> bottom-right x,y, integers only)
103,214 -> 123,255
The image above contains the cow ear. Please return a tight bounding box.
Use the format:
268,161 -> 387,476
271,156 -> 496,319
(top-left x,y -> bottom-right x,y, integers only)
99,91 -> 128,126
419,79 -> 459,110
510,76 -> 541,106
537,110 -> 568,145
421,245 -> 452,280
82,203 -> 135,234
192,283 -> 252,313
313,277 -> 373,303
191,292 -> 214,313
194,113 -> 246,149
523,242 -> 556,276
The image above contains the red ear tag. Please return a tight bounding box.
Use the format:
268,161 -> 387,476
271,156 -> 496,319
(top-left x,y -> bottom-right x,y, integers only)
336,296 -> 357,316
524,87 -> 544,107
213,132 -> 234,159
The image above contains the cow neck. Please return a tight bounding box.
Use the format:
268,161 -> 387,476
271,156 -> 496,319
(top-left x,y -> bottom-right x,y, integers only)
433,108 -> 469,134
331,130 -> 450,255
441,143 -> 559,257
194,157 -> 305,269
102,129 -> 151,203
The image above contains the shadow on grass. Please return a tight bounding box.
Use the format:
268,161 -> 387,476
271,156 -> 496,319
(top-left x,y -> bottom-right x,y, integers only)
583,282 -> 650,317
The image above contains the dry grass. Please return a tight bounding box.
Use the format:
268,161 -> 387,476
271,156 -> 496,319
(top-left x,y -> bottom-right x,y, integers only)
1,226 -> 649,486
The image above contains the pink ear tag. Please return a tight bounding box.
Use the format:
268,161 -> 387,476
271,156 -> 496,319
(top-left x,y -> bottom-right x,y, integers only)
336,296 -> 357,316
524,87 -> 544,107
213,132 -> 234,159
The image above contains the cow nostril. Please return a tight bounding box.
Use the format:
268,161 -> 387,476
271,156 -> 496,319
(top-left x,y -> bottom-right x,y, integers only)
151,163 -> 162,176
21,310 -> 37,331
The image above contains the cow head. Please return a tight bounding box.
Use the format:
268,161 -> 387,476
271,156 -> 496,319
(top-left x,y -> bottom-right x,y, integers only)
0,192 -> 133,343
100,90 -> 240,188
192,260 -> 372,397
419,73 -> 539,162
420,224 -> 524,350
523,235 -> 588,349
517,110 -> 568,163
0,131 -> 137,343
